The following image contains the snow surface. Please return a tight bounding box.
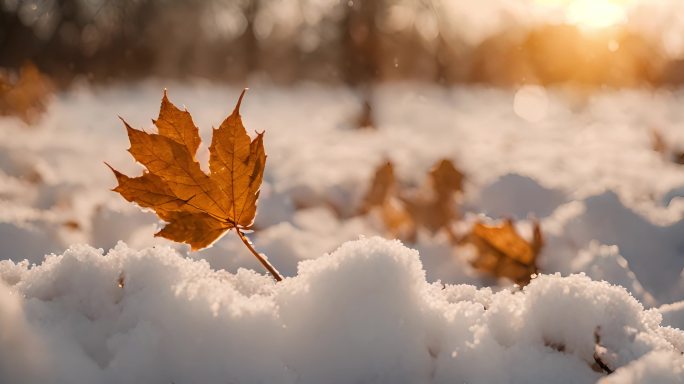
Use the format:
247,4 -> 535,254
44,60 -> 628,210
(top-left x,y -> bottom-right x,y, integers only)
0,237 -> 683,384
1,84 -> 683,294
1,83 -> 684,382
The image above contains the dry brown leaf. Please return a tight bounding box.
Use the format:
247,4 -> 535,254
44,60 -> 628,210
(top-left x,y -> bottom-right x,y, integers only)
401,159 -> 463,236
400,197 -> 452,239
0,63 -> 53,124
360,159 -> 464,241
430,159 -> 464,199
109,89 -> 266,251
359,161 -> 415,238
464,219 -> 543,285
360,161 -> 395,214
379,199 -> 414,238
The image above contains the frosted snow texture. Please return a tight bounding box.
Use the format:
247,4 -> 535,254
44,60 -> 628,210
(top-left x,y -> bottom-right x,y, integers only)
0,237 -> 682,384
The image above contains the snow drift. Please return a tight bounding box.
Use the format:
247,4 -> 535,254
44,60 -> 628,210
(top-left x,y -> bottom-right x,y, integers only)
1,237 -> 682,384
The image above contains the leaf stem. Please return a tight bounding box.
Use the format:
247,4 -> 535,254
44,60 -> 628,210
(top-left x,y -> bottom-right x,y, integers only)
235,228 -> 283,282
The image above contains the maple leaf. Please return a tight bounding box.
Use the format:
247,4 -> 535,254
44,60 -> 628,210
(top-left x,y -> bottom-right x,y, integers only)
109,89 -> 280,281
463,219 -> 543,286
359,161 -> 414,238
360,159 -> 464,242
430,159 -> 464,199
400,159 -> 463,236
360,161 -> 395,214
0,63 -> 53,124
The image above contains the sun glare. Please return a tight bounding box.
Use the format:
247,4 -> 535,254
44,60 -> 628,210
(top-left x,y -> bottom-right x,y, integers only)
538,0 -> 632,30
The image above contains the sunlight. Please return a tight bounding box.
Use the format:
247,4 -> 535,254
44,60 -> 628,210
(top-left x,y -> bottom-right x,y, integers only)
566,0 -> 627,29
537,0 -> 633,29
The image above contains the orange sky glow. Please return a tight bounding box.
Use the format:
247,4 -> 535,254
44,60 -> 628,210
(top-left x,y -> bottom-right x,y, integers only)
536,0 -> 634,29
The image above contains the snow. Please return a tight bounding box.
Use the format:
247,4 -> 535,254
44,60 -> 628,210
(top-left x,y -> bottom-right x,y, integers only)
0,237 -> 682,384
2,84 -> 684,287
597,351 -> 684,384
1,82 -> 684,381
660,301 -> 684,329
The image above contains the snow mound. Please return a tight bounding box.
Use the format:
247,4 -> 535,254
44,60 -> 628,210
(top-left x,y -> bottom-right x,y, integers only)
473,173 -> 568,219
597,351 -> 684,384
1,237 -> 682,384
543,191 -> 684,304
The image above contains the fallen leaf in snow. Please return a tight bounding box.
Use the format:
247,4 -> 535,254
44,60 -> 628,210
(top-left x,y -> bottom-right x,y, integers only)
430,159 -> 464,198
0,63 -> 53,124
464,219 -> 543,285
401,159 -> 463,235
360,161 -> 395,214
360,161 -> 415,238
109,89 -> 266,250
361,159 -> 464,241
